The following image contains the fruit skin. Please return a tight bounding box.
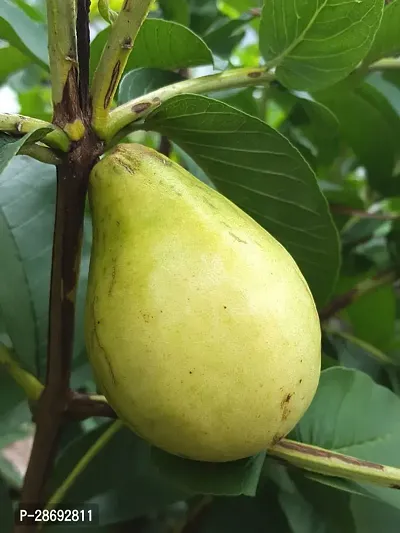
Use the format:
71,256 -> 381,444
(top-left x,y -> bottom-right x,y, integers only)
85,143 -> 321,462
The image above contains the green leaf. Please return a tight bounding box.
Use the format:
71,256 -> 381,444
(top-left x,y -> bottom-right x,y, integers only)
0,156 -> 53,374
270,462 -> 356,533
203,15 -> 249,59
347,285 -> 396,352
294,367 -> 400,509
90,19 -> 213,80
365,0 -> 400,65
0,0 -> 48,67
351,493 -> 400,533
151,448 -> 266,496
259,0 -> 383,91
144,94 -> 340,306
0,45 -> 31,83
118,68 -> 184,103
316,82 -> 400,195
189,0 -> 219,35
196,485 -> 290,533
0,128 -> 52,175
0,477 -> 14,533
50,424 -> 188,526
0,157 -> 89,378
159,0 -> 189,26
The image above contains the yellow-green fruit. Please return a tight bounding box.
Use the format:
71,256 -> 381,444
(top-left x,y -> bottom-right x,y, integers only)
85,143 -> 321,462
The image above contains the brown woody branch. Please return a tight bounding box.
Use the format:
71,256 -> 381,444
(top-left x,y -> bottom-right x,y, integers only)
17,1 -> 103,526
319,269 -> 398,322
330,204 -> 399,221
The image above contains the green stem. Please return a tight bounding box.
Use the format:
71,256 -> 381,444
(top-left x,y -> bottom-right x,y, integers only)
324,328 -> 395,366
0,114 -> 70,151
0,344 -> 43,401
46,0 -> 78,107
106,66 -> 274,141
269,439 -> 400,489
18,143 -> 63,165
368,57 -> 400,72
44,420 -> 123,513
91,0 -> 153,136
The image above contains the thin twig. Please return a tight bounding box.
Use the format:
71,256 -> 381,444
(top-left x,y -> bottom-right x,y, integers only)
319,269 -> 398,322
330,204 -> 399,220
0,114 -> 70,151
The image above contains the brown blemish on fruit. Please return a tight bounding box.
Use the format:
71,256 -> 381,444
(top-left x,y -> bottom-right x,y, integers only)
271,434 -> 284,447
229,232 -> 247,244
390,484 -> 400,489
278,441 -> 385,470
281,392 -> 293,421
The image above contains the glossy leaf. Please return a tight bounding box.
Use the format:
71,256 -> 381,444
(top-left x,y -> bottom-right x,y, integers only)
144,94 -> 340,306
365,0 -> 400,65
151,448 -> 266,496
294,367 -> 400,509
0,45 -> 31,83
159,0 -> 189,26
317,82 -> 400,195
0,157 -> 89,378
0,0 -> 48,67
0,128 -> 52,174
118,68 -> 184,103
90,19 -> 213,80
49,424 -> 189,526
259,0 -> 383,91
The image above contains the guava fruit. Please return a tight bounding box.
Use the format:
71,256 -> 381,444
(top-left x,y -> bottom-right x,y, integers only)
85,143 -> 321,462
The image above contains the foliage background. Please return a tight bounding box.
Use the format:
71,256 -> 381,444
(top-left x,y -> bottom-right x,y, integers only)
1,0 -> 400,531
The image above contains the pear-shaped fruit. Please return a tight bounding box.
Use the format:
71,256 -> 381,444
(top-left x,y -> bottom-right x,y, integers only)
85,143 -> 321,462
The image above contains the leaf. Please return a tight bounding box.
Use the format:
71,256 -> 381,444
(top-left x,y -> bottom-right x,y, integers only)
329,328 -> 395,374
0,128 -> 52,175
351,493 -> 400,533
159,0 -> 189,26
0,477 -> 14,533
259,0 -> 384,91
316,82 -> 400,195
0,369 -> 32,449
0,0 -> 48,67
144,94 -> 340,306
118,68 -> 184,103
90,19 -> 213,80
49,424 -> 188,526
196,485 -> 290,533
294,367 -> 400,509
0,157 -> 90,378
203,15 -> 250,60
151,448 -> 266,496
348,286 -> 396,352
0,45 -> 31,83
365,0 -> 400,65
189,0 -> 219,36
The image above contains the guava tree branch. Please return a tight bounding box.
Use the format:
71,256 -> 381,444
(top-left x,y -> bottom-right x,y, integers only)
16,0 -> 98,524
0,114 -> 70,151
106,66 -> 274,141
91,0 -> 153,137
319,269 -> 398,322
330,204 -> 400,220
